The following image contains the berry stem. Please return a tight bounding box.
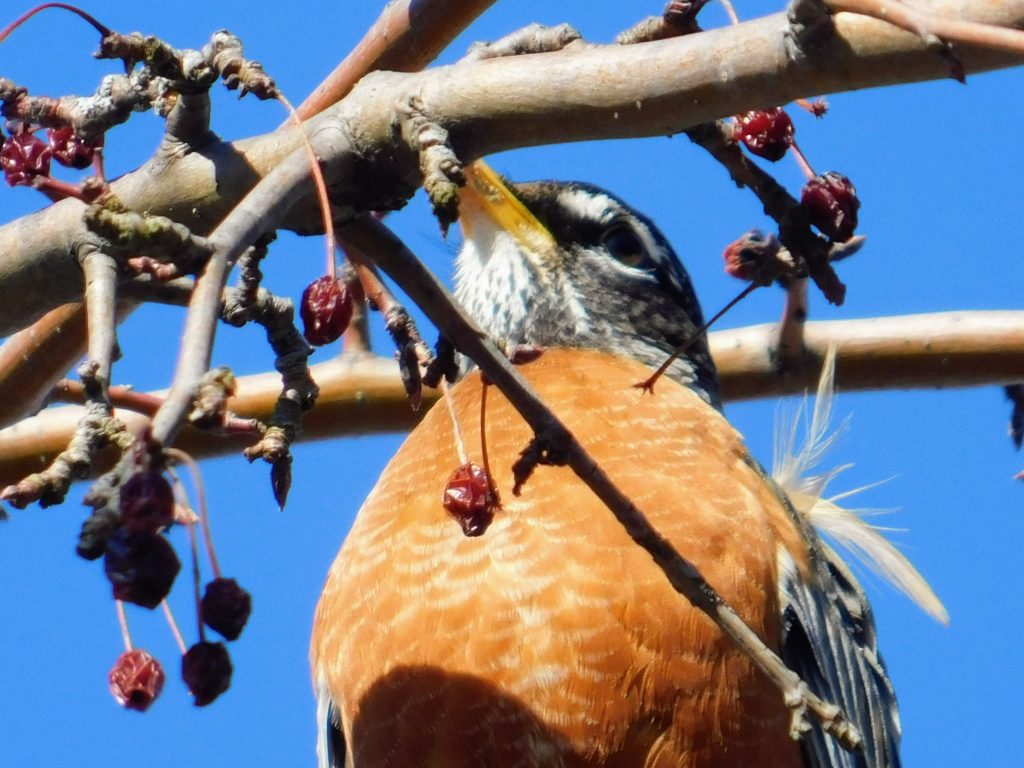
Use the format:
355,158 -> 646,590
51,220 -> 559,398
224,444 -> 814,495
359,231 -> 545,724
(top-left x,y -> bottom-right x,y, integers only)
441,378 -> 469,465
166,448 -> 221,579
790,140 -> 817,180
718,0 -> 741,25
115,599 -> 133,652
795,98 -> 828,117
277,93 -> 337,279
478,381 -> 498,503
161,600 -> 188,655
185,517 -> 206,644
637,282 -> 759,393
0,3 -> 111,45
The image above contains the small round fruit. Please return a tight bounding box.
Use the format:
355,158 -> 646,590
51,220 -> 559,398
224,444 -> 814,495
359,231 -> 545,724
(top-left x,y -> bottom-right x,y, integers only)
109,649 -> 165,712
442,462 -> 497,537
801,172 -> 860,242
47,126 -> 103,169
104,530 -> 181,609
733,108 -> 794,162
201,578 -> 252,641
119,470 -> 175,534
1,127 -> 52,186
300,276 -> 353,347
181,641 -> 233,706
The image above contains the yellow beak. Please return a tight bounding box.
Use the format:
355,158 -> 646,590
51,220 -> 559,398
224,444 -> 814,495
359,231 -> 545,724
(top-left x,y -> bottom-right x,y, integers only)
459,160 -> 559,261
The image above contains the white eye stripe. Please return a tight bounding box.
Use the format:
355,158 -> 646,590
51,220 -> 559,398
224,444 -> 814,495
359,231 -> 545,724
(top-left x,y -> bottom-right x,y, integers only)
557,188 -> 619,225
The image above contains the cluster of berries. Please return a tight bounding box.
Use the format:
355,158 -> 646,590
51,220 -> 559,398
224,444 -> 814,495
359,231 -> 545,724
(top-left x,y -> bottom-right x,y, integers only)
732,107 -> 860,243
93,467 -> 251,711
1,122 -> 102,186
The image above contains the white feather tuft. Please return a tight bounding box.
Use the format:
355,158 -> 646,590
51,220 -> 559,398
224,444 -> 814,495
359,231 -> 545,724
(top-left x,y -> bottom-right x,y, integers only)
773,347 -> 949,624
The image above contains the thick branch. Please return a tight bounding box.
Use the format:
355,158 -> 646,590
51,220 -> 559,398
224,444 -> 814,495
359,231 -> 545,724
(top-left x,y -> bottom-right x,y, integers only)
1,309 -> 1020,483
1,0 -> 1021,335
714,310 -> 1024,399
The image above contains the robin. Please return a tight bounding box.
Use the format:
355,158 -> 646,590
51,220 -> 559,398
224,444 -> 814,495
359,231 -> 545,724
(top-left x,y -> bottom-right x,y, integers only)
310,161 -> 934,767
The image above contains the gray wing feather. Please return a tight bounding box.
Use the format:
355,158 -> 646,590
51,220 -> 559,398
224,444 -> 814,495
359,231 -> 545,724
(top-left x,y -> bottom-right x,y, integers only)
778,544 -> 902,768
315,684 -> 347,768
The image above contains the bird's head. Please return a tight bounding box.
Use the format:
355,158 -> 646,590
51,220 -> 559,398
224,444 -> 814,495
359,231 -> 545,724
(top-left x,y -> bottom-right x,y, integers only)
454,161 -> 720,407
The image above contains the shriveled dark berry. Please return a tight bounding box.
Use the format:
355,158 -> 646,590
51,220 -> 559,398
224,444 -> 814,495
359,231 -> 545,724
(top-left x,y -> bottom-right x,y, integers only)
109,649 -> 165,712
1,126 -> 52,186
201,578 -> 252,641
722,230 -> 782,283
76,508 -> 120,561
104,530 -> 181,609
300,276 -> 353,346
801,172 -> 860,242
442,462 -> 497,537
181,641 -> 232,706
119,470 -> 174,534
47,126 -> 103,169
733,108 -> 794,162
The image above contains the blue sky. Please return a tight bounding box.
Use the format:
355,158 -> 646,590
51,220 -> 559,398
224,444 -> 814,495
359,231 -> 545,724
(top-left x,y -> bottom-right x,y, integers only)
1,1 -> 1022,766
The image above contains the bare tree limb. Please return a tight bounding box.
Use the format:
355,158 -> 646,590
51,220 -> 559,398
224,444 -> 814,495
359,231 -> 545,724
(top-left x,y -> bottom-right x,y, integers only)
714,310 -> 1024,399
2,309 -> 1020,484
2,0 -> 1022,335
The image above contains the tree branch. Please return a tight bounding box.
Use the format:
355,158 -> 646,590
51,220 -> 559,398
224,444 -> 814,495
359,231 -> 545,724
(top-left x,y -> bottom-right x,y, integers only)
0,0 -> 493,428
714,310 -> 1024,399
2,0 -> 1021,335
2,309 -> 1020,484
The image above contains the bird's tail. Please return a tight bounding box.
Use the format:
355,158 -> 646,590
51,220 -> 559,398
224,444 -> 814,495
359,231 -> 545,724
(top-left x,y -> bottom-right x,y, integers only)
772,347 -> 949,624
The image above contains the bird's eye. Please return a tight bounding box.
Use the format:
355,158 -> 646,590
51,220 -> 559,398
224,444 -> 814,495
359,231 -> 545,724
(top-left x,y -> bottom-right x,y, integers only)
600,225 -> 646,268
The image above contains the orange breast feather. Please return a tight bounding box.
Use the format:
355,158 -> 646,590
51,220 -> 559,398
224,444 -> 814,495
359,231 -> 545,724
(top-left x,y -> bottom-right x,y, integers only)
312,349 -> 809,768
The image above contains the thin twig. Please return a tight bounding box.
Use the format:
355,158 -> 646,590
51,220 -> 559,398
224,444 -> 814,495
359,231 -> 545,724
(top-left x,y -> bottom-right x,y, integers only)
277,93 -> 336,273
0,2 -> 110,43
637,283 -> 759,393
185,517 -> 205,643
719,0 -> 741,26
80,246 -> 118,397
50,379 -> 263,437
